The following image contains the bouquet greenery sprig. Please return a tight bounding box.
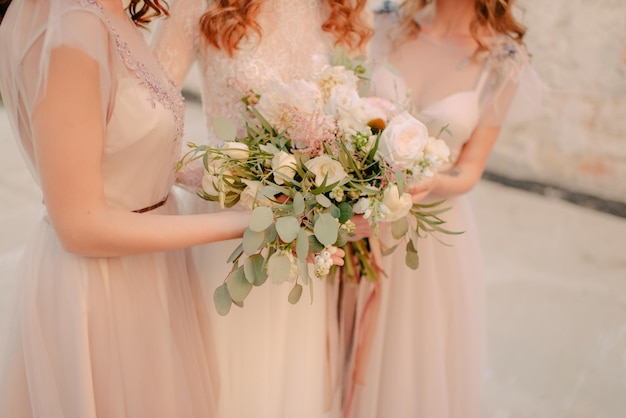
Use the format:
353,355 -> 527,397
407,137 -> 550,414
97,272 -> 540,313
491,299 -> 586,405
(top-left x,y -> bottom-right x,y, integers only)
180,52 -> 458,315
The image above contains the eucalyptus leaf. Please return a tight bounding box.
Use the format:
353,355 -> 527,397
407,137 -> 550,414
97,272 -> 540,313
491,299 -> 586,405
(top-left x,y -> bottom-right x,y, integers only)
329,204 -> 340,219
335,228 -> 349,248
338,202 -> 354,223
265,223 -> 278,243
276,216 -> 300,243
244,254 -> 265,285
297,259 -> 309,285
213,284 -> 232,316
288,284 -> 303,305
249,206 -> 274,232
391,217 -> 409,240
314,213 -> 339,246
226,267 -> 253,303
213,117 -> 237,142
406,249 -> 419,270
296,229 -> 309,262
243,227 -> 266,255
308,235 -> 325,253
316,194 -> 332,208
267,253 -> 291,284
293,192 -> 305,215
226,243 -> 244,264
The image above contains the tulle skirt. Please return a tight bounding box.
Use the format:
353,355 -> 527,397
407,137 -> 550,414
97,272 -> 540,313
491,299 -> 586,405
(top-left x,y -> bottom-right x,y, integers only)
351,195 -> 485,418
176,189 -> 333,418
0,199 -> 218,418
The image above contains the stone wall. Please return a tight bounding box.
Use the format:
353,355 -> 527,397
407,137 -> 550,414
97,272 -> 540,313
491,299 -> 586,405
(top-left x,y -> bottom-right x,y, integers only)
370,0 -> 626,204
488,0 -> 626,203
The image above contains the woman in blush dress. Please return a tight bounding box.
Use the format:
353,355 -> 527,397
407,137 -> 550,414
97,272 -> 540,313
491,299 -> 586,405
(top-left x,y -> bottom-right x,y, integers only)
349,1 -> 542,417
0,0 -> 255,416
150,1 -> 371,417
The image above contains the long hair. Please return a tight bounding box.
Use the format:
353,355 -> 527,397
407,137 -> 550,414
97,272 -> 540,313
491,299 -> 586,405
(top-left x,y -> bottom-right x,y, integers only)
199,0 -> 373,57
0,0 -> 11,24
0,0 -> 169,26
396,0 -> 526,55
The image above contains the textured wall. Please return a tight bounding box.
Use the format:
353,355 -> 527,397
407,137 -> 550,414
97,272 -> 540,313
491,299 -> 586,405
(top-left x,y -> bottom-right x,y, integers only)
369,0 -> 626,204
489,0 -> 626,203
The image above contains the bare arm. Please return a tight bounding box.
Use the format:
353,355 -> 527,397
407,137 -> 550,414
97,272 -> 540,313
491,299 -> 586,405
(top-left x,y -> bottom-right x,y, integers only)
409,125 -> 501,202
33,46 -> 248,258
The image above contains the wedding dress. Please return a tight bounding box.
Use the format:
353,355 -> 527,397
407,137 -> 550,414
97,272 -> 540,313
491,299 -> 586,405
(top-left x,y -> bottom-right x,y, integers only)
151,1 -> 341,417
0,0 -> 218,416
348,9 -> 542,418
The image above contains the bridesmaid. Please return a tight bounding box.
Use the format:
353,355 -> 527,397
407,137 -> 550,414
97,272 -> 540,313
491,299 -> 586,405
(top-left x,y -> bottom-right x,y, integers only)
350,1 -> 542,417
151,1 -> 371,417
0,0 -> 253,416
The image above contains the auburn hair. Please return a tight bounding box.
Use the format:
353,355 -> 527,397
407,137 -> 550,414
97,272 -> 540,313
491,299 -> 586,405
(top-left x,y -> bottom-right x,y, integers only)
396,0 -> 526,55
199,0 -> 373,57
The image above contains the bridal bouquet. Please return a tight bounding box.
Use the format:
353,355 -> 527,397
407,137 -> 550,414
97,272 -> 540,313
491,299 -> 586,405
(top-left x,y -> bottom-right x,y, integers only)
180,56 -> 454,315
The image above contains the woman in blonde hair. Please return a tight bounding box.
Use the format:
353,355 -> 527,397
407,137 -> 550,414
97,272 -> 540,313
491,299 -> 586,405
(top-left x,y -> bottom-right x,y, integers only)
151,1 -> 371,417
348,0 -> 542,417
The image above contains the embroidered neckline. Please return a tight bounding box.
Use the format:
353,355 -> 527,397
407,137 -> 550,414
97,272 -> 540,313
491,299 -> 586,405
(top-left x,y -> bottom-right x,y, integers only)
82,0 -> 185,142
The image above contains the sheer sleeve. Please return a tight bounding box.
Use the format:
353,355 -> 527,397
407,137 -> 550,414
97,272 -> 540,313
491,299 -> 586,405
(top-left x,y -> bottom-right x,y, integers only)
0,0 -> 112,178
478,37 -> 545,127
150,0 -> 204,88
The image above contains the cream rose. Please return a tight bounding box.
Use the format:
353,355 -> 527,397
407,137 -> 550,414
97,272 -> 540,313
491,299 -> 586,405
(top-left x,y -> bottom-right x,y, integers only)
271,151 -> 297,185
380,185 -> 412,222
424,137 -> 451,167
238,180 -> 275,210
305,155 -> 348,187
222,142 -> 249,160
377,112 -> 429,168
201,172 -> 219,195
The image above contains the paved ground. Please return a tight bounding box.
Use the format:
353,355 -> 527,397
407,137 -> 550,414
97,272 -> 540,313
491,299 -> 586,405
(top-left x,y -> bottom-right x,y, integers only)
1,102 -> 625,417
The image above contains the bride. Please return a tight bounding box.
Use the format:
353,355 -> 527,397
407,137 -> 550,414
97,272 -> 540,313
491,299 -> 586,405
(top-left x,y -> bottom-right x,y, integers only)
151,1 -> 371,417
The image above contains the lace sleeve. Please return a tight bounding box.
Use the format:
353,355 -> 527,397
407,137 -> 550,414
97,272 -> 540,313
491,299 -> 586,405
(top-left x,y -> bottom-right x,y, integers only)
150,0 -> 203,87
479,38 -> 545,127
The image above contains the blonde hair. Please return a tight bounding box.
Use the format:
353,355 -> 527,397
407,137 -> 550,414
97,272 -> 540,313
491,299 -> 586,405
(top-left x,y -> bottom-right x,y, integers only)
396,0 -> 526,55
199,0 -> 373,57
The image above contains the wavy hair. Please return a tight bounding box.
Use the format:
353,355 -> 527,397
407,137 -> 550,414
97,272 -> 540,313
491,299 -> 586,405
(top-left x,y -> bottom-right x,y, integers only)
127,0 -> 170,27
396,0 -> 526,55
0,0 -> 169,26
199,0 -> 373,57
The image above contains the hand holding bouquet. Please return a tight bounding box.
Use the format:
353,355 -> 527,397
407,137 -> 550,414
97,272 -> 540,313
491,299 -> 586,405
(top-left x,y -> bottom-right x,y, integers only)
179,55 -> 456,314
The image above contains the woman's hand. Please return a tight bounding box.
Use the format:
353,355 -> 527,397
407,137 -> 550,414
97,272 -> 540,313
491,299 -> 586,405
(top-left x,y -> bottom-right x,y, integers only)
408,176 -> 436,204
306,247 -> 345,266
348,214 -> 375,241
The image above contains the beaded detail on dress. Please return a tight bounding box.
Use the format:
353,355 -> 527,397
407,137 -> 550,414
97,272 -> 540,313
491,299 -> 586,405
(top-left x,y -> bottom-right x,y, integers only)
83,0 -> 185,142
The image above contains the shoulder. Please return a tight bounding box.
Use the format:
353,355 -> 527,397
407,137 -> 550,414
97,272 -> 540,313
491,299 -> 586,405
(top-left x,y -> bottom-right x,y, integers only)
483,34 -> 530,72
372,1 -> 398,14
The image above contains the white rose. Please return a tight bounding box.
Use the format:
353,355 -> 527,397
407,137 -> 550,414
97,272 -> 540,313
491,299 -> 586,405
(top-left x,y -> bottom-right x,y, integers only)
222,142 -> 249,160
377,112 -> 429,168
201,172 -> 219,195
238,180 -> 275,210
380,185 -> 412,222
316,65 -> 359,101
271,151 -> 298,185
352,197 -> 371,215
424,137 -> 451,166
305,155 -> 348,187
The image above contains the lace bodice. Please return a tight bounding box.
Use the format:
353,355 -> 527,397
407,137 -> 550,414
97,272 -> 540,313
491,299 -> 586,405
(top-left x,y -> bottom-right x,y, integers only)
152,0 -> 334,145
